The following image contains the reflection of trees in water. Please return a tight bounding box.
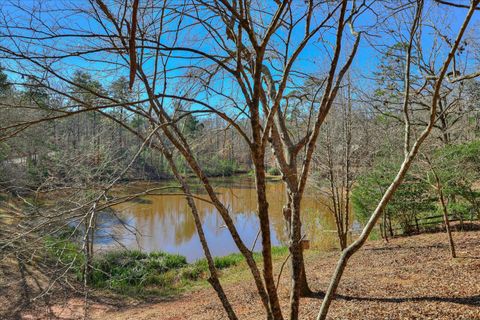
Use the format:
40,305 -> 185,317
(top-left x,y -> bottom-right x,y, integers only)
132,195 -> 199,246
111,180 -> 344,253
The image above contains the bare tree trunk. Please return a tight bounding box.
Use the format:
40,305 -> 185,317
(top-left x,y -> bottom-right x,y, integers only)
317,1 -> 477,317
290,194 -> 313,300
288,195 -> 310,320
429,166 -> 456,258
252,153 -> 284,320
382,212 -> 389,243
83,208 -> 97,284
324,122 -> 348,251
438,184 -> 456,258
283,198 -> 313,304
342,80 -> 353,249
388,214 -> 394,237
160,141 -> 238,320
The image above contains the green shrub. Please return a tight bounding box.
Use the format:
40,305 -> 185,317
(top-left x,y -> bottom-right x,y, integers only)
352,155 -> 434,234
202,157 -> 239,177
213,253 -> 243,269
163,254 -> 187,269
45,236 -> 289,297
271,246 -> 288,257
144,270 -> 177,287
267,167 -> 281,176
44,236 -> 84,279
90,250 -> 188,291
179,261 -> 208,280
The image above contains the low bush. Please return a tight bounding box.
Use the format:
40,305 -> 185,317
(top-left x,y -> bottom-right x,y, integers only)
179,260 -> 208,280
90,250 -> 188,292
267,167 -> 281,176
213,253 -> 244,269
44,236 -> 84,280
46,232 -> 289,297
203,158 -> 239,177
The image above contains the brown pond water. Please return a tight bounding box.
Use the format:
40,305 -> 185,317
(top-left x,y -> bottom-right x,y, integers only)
98,177 -> 356,261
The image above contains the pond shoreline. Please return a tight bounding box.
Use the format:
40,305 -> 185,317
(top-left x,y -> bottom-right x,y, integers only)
116,171 -> 282,184
100,177 -> 340,262
15,228 -> 480,320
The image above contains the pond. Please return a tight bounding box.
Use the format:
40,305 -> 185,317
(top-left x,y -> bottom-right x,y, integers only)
96,177 -> 356,261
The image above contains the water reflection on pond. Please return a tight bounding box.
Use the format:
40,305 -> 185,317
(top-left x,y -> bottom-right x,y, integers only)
98,178 -> 353,261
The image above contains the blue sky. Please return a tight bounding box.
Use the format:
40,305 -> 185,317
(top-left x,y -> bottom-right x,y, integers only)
1,0 -> 479,116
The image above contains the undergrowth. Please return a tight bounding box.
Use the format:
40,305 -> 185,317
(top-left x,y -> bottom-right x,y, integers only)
45,232 -> 288,297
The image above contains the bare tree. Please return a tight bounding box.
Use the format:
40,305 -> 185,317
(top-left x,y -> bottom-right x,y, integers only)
422,154 -> 457,258
317,1 -> 479,318
0,1 -> 365,318
312,79 -> 369,250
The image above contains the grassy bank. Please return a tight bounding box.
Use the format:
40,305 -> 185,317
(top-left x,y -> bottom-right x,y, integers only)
27,229 -> 480,320
45,233 -> 289,298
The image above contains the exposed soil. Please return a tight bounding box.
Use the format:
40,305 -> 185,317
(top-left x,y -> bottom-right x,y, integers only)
11,230 -> 480,320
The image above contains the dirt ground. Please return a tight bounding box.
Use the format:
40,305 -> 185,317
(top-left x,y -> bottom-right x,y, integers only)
9,229 -> 480,320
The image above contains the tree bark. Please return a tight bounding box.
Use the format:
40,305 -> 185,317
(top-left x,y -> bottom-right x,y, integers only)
430,168 -> 456,258
253,150 -> 284,320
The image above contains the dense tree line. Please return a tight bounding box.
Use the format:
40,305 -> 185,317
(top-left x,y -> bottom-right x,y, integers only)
0,69 -> 253,193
